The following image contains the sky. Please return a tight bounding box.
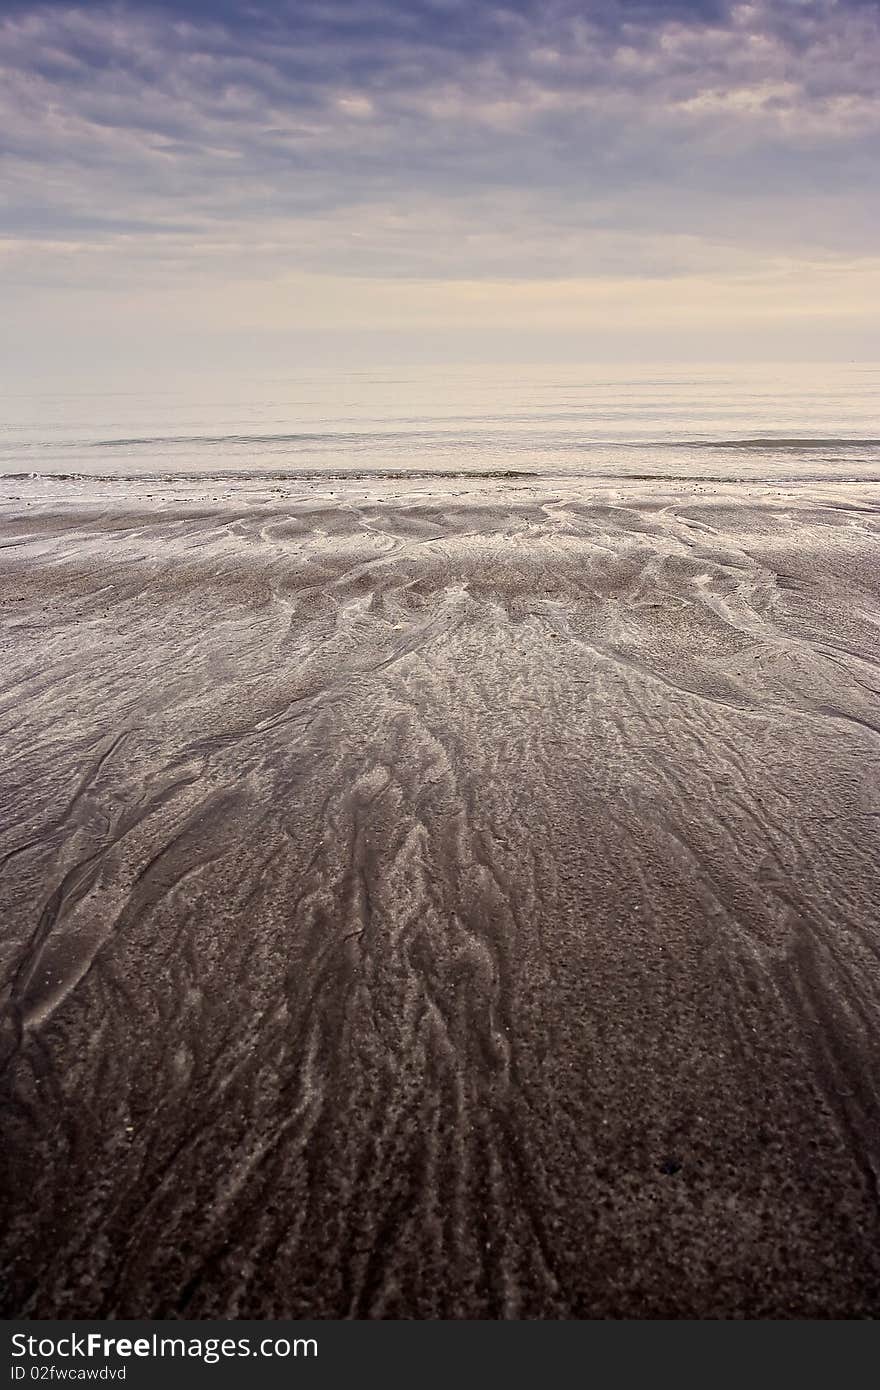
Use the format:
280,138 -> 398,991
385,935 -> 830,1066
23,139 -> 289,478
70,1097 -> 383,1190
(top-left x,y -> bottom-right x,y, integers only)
1,0 -> 879,375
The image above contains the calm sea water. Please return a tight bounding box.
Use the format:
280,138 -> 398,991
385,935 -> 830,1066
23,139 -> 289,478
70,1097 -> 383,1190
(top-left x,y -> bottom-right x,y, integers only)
1,362 -> 878,484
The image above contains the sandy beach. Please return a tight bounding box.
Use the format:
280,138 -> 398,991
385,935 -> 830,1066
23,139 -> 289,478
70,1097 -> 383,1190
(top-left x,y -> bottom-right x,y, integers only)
1,473 -> 879,1318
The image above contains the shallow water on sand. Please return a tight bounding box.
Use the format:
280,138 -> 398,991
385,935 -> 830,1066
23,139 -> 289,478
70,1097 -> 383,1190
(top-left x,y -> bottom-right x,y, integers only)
1,372 -> 880,1316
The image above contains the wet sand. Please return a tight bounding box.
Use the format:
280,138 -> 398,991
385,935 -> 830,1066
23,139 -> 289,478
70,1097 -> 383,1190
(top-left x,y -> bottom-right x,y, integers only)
1,474 -> 879,1318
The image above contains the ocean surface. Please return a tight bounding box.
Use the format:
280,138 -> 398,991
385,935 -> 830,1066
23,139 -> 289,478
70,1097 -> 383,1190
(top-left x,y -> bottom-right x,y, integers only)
2,361 -> 878,485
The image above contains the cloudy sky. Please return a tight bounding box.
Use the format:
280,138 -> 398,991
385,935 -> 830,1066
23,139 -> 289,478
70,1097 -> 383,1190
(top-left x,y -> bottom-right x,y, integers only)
2,0 -> 878,374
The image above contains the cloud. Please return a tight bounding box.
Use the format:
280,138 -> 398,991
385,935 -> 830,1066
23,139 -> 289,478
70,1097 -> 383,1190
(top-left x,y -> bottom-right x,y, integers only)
1,0 -> 878,365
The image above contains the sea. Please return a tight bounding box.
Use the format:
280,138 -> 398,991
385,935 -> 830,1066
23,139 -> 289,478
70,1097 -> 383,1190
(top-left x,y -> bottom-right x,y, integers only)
1,361 -> 878,487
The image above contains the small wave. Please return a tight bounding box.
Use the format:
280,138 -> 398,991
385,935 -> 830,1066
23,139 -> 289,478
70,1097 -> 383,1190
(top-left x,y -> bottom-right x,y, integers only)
697,437 -> 880,450
0,468 -> 542,484
7,432 -> 880,458
4,468 -> 880,489
89,431 -> 487,449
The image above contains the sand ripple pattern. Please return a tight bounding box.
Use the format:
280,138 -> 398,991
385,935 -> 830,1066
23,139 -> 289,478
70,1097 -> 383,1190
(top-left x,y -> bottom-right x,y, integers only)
1,478 -> 879,1317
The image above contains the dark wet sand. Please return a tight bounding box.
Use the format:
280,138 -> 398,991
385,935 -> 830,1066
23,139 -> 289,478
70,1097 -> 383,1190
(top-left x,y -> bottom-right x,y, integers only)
1,476 -> 880,1318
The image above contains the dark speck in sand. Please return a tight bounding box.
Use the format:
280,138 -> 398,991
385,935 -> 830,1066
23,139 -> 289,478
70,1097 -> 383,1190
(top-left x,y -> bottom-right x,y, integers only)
659,1157 -> 683,1176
